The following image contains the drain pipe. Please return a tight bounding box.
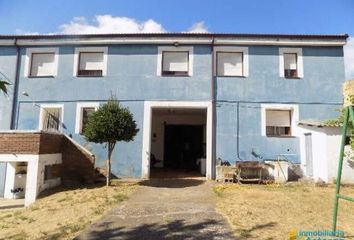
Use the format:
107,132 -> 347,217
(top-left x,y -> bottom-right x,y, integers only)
211,37 -> 217,179
10,38 -> 21,130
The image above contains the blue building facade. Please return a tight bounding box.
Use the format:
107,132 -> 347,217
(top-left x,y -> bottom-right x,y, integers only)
0,33 -> 348,179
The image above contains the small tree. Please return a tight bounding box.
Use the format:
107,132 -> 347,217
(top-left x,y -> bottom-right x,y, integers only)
84,97 -> 139,186
0,80 -> 10,95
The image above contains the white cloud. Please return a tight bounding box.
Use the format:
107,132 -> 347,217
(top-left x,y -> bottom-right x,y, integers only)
15,29 -> 40,35
58,15 -> 166,34
345,37 -> 354,80
187,21 -> 209,33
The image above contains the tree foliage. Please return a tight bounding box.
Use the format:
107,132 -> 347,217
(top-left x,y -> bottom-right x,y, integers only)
0,80 -> 10,95
84,97 -> 139,185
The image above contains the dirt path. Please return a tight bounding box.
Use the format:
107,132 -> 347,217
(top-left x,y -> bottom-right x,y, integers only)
77,178 -> 234,240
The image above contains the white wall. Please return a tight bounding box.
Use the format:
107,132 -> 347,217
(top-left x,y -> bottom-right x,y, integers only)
299,125 -> 354,183
0,153 -> 62,206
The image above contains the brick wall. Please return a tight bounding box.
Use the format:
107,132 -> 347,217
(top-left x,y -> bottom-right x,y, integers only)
61,137 -> 95,185
0,131 -> 95,185
0,132 -> 41,154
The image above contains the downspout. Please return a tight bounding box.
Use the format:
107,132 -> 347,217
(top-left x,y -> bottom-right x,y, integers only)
10,38 -> 21,130
211,37 -> 217,179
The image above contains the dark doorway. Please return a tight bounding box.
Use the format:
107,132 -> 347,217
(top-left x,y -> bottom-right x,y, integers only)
164,125 -> 204,171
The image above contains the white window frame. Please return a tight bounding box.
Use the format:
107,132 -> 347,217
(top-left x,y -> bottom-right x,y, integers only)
261,104 -> 299,137
157,46 -> 193,76
24,48 -> 59,77
214,46 -> 249,77
39,104 -> 64,131
279,48 -> 303,78
75,102 -> 99,134
73,47 -> 108,77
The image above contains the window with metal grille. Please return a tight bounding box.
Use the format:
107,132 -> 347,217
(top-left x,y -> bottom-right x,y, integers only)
42,108 -> 61,131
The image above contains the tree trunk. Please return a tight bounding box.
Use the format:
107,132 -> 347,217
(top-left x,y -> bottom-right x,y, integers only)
107,142 -> 115,186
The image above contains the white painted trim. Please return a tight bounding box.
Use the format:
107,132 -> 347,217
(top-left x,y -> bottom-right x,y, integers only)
141,101 -> 213,179
75,102 -> 99,134
157,46 -> 193,76
214,46 -> 249,77
279,48 -> 304,78
24,47 -> 59,77
261,104 -> 299,137
73,47 -> 108,76
38,104 -> 64,131
0,38 -> 346,46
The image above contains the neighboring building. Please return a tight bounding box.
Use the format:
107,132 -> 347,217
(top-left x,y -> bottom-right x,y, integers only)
0,33 -> 348,185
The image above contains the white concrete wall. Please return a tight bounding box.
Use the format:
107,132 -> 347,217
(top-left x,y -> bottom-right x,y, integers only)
299,125 -> 354,183
151,112 -> 206,167
0,153 -> 62,206
37,154 -> 62,193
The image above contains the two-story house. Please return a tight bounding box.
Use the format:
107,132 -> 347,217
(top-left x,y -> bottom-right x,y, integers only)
0,33 -> 348,183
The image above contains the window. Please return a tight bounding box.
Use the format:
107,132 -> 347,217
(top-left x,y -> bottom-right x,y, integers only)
73,47 -> 108,77
44,164 -> 61,181
30,53 -> 55,77
279,48 -> 303,78
162,51 -> 189,76
77,52 -> 104,77
75,103 -> 99,134
214,47 -> 249,77
157,46 -> 193,76
39,105 -> 63,132
217,52 -> 244,76
25,48 -> 59,77
266,110 -> 292,137
283,53 -> 298,78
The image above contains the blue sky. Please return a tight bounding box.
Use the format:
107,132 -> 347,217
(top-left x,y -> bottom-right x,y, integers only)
0,0 -> 353,34
0,0 -> 353,77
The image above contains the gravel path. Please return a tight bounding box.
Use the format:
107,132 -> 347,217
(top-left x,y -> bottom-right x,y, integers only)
77,178 -> 234,240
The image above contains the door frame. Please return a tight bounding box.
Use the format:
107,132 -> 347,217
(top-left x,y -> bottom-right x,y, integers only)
141,101 -> 213,179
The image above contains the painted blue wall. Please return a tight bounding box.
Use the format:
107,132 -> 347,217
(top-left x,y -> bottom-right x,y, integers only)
14,45 -> 212,177
215,46 -> 345,164
0,43 -> 345,177
0,46 -> 17,130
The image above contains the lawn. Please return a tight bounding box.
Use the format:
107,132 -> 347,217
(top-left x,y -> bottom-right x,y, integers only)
0,181 -> 136,240
214,182 -> 354,239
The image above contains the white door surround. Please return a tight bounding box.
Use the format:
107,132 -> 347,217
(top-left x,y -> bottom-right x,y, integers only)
141,101 -> 213,179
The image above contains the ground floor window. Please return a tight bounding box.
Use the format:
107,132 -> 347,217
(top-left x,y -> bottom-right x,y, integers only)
39,105 -> 64,132
265,109 -> 292,137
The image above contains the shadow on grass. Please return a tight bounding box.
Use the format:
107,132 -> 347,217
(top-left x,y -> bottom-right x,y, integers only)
237,222 -> 277,239
139,178 -> 205,188
75,219 -> 234,240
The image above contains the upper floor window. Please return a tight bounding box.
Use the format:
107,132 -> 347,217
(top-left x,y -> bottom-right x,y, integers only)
157,46 -> 193,76
39,104 -> 64,132
279,48 -> 303,78
25,48 -> 59,77
30,53 -> 55,77
217,52 -> 243,77
162,51 -> 189,76
74,47 -> 108,77
78,52 -> 104,77
214,47 -> 249,77
75,103 -> 99,134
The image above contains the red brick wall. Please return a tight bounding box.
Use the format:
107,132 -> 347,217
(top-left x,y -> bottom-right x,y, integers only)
0,132 -> 95,184
0,132 -> 41,154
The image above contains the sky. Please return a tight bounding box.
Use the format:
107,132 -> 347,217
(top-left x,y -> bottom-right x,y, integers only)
0,0 -> 353,78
